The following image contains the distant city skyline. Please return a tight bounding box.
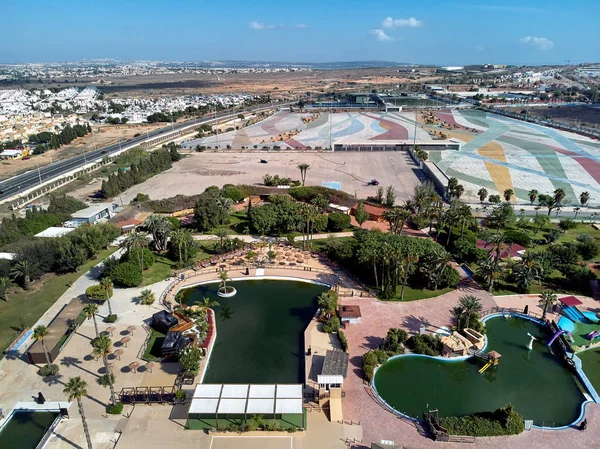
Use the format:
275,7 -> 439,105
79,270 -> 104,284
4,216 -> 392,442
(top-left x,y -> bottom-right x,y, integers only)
2,0 -> 598,65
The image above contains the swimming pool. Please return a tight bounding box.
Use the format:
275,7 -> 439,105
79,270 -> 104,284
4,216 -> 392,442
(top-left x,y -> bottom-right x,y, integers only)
0,411 -> 59,449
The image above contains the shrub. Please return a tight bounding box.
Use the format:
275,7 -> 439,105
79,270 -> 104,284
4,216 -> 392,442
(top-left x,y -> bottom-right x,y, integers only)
121,247 -> 155,270
39,364 -> 59,377
133,193 -> 150,202
362,364 -> 375,382
175,389 -> 186,402
337,330 -> 348,352
112,262 -> 143,287
362,351 -> 378,367
504,229 -> 532,248
410,214 -> 429,230
85,283 -> 113,301
107,402 -> 124,415
577,241 -> 599,260
179,347 -> 203,375
104,314 -> 118,323
440,267 -> 460,289
406,334 -> 443,356
381,328 -> 408,353
322,316 -> 340,333
439,404 -> 525,437
327,213 -> 351,232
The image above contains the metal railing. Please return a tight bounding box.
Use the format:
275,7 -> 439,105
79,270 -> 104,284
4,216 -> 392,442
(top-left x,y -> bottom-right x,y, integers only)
35,414 -> 63,449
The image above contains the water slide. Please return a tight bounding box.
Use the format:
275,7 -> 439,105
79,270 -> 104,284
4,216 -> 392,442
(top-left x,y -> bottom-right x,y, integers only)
547,330 -> 574,346
586,331 -> 600,340
562,306 -> 589,323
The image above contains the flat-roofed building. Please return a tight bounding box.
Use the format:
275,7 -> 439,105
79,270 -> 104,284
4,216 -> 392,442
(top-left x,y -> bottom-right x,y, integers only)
70,204 -> 113,225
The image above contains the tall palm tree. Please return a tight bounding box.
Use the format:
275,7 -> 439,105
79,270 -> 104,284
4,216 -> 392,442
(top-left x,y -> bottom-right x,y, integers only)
83,303 -> 100,338
219,270 -> 230,293
33,325 -> 52,366
144,215 -> 172,252
170,228 -> 190,264
478,259 -> 503,294
122,232 -> 149,272
553,188 -> 566,205
580,191 -> 590,207
214,228 -> 229,252
63,376 -> 93,449
539,290 -> 557,320
421,248 -> 451,290
92,335 -> 116,404
478,188 -> 488,204
99,278 -> 114,316
317,291 -> 338,319
486,233 -> 509,266
458,295 -> 483,328
0,277 -> 13,301
450,305 -> 466,331
383,207 -> 411,235
10,260 -> 36,290
216,197 -> 233,222
297,163 -> 310,186
503,189 -> 514,202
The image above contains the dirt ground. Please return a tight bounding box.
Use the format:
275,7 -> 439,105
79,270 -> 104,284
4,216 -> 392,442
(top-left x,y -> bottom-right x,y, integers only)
0,122 -> 165,180
512,105 -> 600,127
1,69 -> 442,100
112,151 -> 423,205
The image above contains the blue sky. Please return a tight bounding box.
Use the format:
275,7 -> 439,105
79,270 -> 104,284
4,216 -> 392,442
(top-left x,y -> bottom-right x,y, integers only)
1,0 -> 598,65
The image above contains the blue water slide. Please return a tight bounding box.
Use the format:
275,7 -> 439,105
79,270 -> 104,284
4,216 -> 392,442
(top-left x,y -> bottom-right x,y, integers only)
562,305 -> 587,323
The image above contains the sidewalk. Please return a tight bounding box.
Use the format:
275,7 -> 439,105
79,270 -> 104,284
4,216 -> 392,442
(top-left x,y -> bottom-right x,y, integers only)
193,231 -> 355,243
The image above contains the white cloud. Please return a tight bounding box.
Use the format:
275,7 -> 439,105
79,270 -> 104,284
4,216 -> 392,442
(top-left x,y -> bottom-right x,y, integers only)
520,36 -> 554,50
249,21 -> 276,30
382,17 -> 422,28
369,29 -> 393,42
476,45 -> 484,51
294,24 -> 308,29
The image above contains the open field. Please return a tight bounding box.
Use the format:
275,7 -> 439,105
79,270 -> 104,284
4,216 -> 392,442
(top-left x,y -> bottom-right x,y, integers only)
511,105 -> 600,127
118,150 -> 423,204
0,122 -> 165,180
0,69 -> 442,99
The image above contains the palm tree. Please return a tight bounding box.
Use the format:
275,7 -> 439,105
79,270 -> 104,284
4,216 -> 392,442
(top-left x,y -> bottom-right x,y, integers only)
478,259 -> 503,294
145,215 -> 172,252
513,261 -> 538,293
451,305 -> 466,331
574,207 -> 581,219
420,248 -> 451,290
216,197 -> 233,221
10,260 -> 36,290
317,291 -> 338,319
486,233 -> 509,266
553,188 -> 566,205
478,188 -> 488,204
503,189 -> 514,202
99,278 -> 114,316
580,191 -> 590,207
83,303 -> 100,338
122,232 -> 149,272
458,295 -> 483,328
246,250 -> 257,267
219,270 -> 230,293
528,189 -> 538,205
63,377 -> 93,449
92,335 -> 116,404
195,297 -> 220,311
33,325 -> 52,366
170,228 -> 192,265
0,277 -> 13,301
383,207 -> 411,235
539,290 -> 557,320
140,289 -> 155,305
214,228 -> 229,252
297,163 -> 310,186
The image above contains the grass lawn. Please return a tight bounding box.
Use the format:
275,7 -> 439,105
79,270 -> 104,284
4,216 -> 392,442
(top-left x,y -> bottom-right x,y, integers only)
0,247 -> 117,356
142,255 -> 177,286
142,329 -> 166,362
383,286 -> 454,302
578,348 -> 600,392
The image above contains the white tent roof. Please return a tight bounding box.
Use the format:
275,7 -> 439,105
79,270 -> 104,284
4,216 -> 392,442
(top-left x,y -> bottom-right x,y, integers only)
276,384 -> 303,398
249,385 -> 276,398
221,384 -> 249,398
193,384 -> 222,398
275,398 -> 303,414
189,398 -> 219,414
217,398 -> 246,414
246,398 -> 275,414
35,227 -> 75,238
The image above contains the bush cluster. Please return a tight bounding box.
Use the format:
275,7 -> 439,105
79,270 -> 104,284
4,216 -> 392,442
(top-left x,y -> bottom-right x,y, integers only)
322,316 -> 340,333
406,334 -> 443,356
85,284 -> 113,301
327,213 -> 351,232
439,404 -> 525,437
111,262 -> 143,287
39,364 -> 59,377
107,402 -> 124,415
337,330 -> 348,352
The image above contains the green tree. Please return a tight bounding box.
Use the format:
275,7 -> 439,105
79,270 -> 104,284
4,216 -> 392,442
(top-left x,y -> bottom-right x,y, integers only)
214,228 -> 230,252
478,259 -> 503,294
33,325 -> 52,366
539,290 -> 557,320
145,215 -> 172,252
458,295 -> 483,328
219,269 -> 230,293
354,202 -> 369,228
63,377 -> 93,449
170,228 -> 194,265
317,291 -> 338,319
558,218 -> 577,233
375,186 -> 384,204
10,259 -> 36,290
478,188 -> 488,204
297,163 -> 310,186
100,278 -> 114,316
122,232 -> 149,272
384,186 -> 396,208
532,214 -> 549,234
92,334 -> 117,404
419,247 -> 451,290
140,289 -> 155,305
488,194 -> 501,205
503,189 -> 514,202
528,189 -> 538,205
0,277 -> 13,301
580,191 -> 590,207
447,178 -> 464,200
383,207 -> 411,235
553,188 -> 566,206
83,303 -> 100,338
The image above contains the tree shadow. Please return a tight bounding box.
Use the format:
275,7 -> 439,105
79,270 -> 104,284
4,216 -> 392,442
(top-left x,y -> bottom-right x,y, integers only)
60,356 -> 100,379
402,315 -> 432,333
52,431 -> 84,449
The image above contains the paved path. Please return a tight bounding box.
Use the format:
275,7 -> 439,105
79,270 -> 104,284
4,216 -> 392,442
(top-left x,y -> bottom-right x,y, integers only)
193,232 -> 355,243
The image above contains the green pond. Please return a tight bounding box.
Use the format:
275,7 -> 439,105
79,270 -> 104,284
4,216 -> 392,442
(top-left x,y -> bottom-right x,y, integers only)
180,279 -> 328,384
374,317 -> 585,427
0,411 -> 58,449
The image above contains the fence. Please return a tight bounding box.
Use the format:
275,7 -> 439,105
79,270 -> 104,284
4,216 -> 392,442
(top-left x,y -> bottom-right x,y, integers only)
35,414 -> 63,449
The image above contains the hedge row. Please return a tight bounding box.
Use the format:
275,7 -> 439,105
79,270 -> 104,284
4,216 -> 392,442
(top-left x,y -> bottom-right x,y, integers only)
439,404 -> 525,437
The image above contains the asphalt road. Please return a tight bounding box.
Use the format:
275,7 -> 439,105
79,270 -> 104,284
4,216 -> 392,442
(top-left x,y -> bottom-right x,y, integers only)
0,103 -> 287,202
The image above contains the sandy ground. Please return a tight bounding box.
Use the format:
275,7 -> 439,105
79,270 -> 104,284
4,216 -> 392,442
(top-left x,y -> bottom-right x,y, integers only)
0,122 -> 165,180
117,151 -> 423,205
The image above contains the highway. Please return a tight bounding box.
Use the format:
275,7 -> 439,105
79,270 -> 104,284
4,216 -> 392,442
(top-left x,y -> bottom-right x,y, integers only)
0,103 -> 286,202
